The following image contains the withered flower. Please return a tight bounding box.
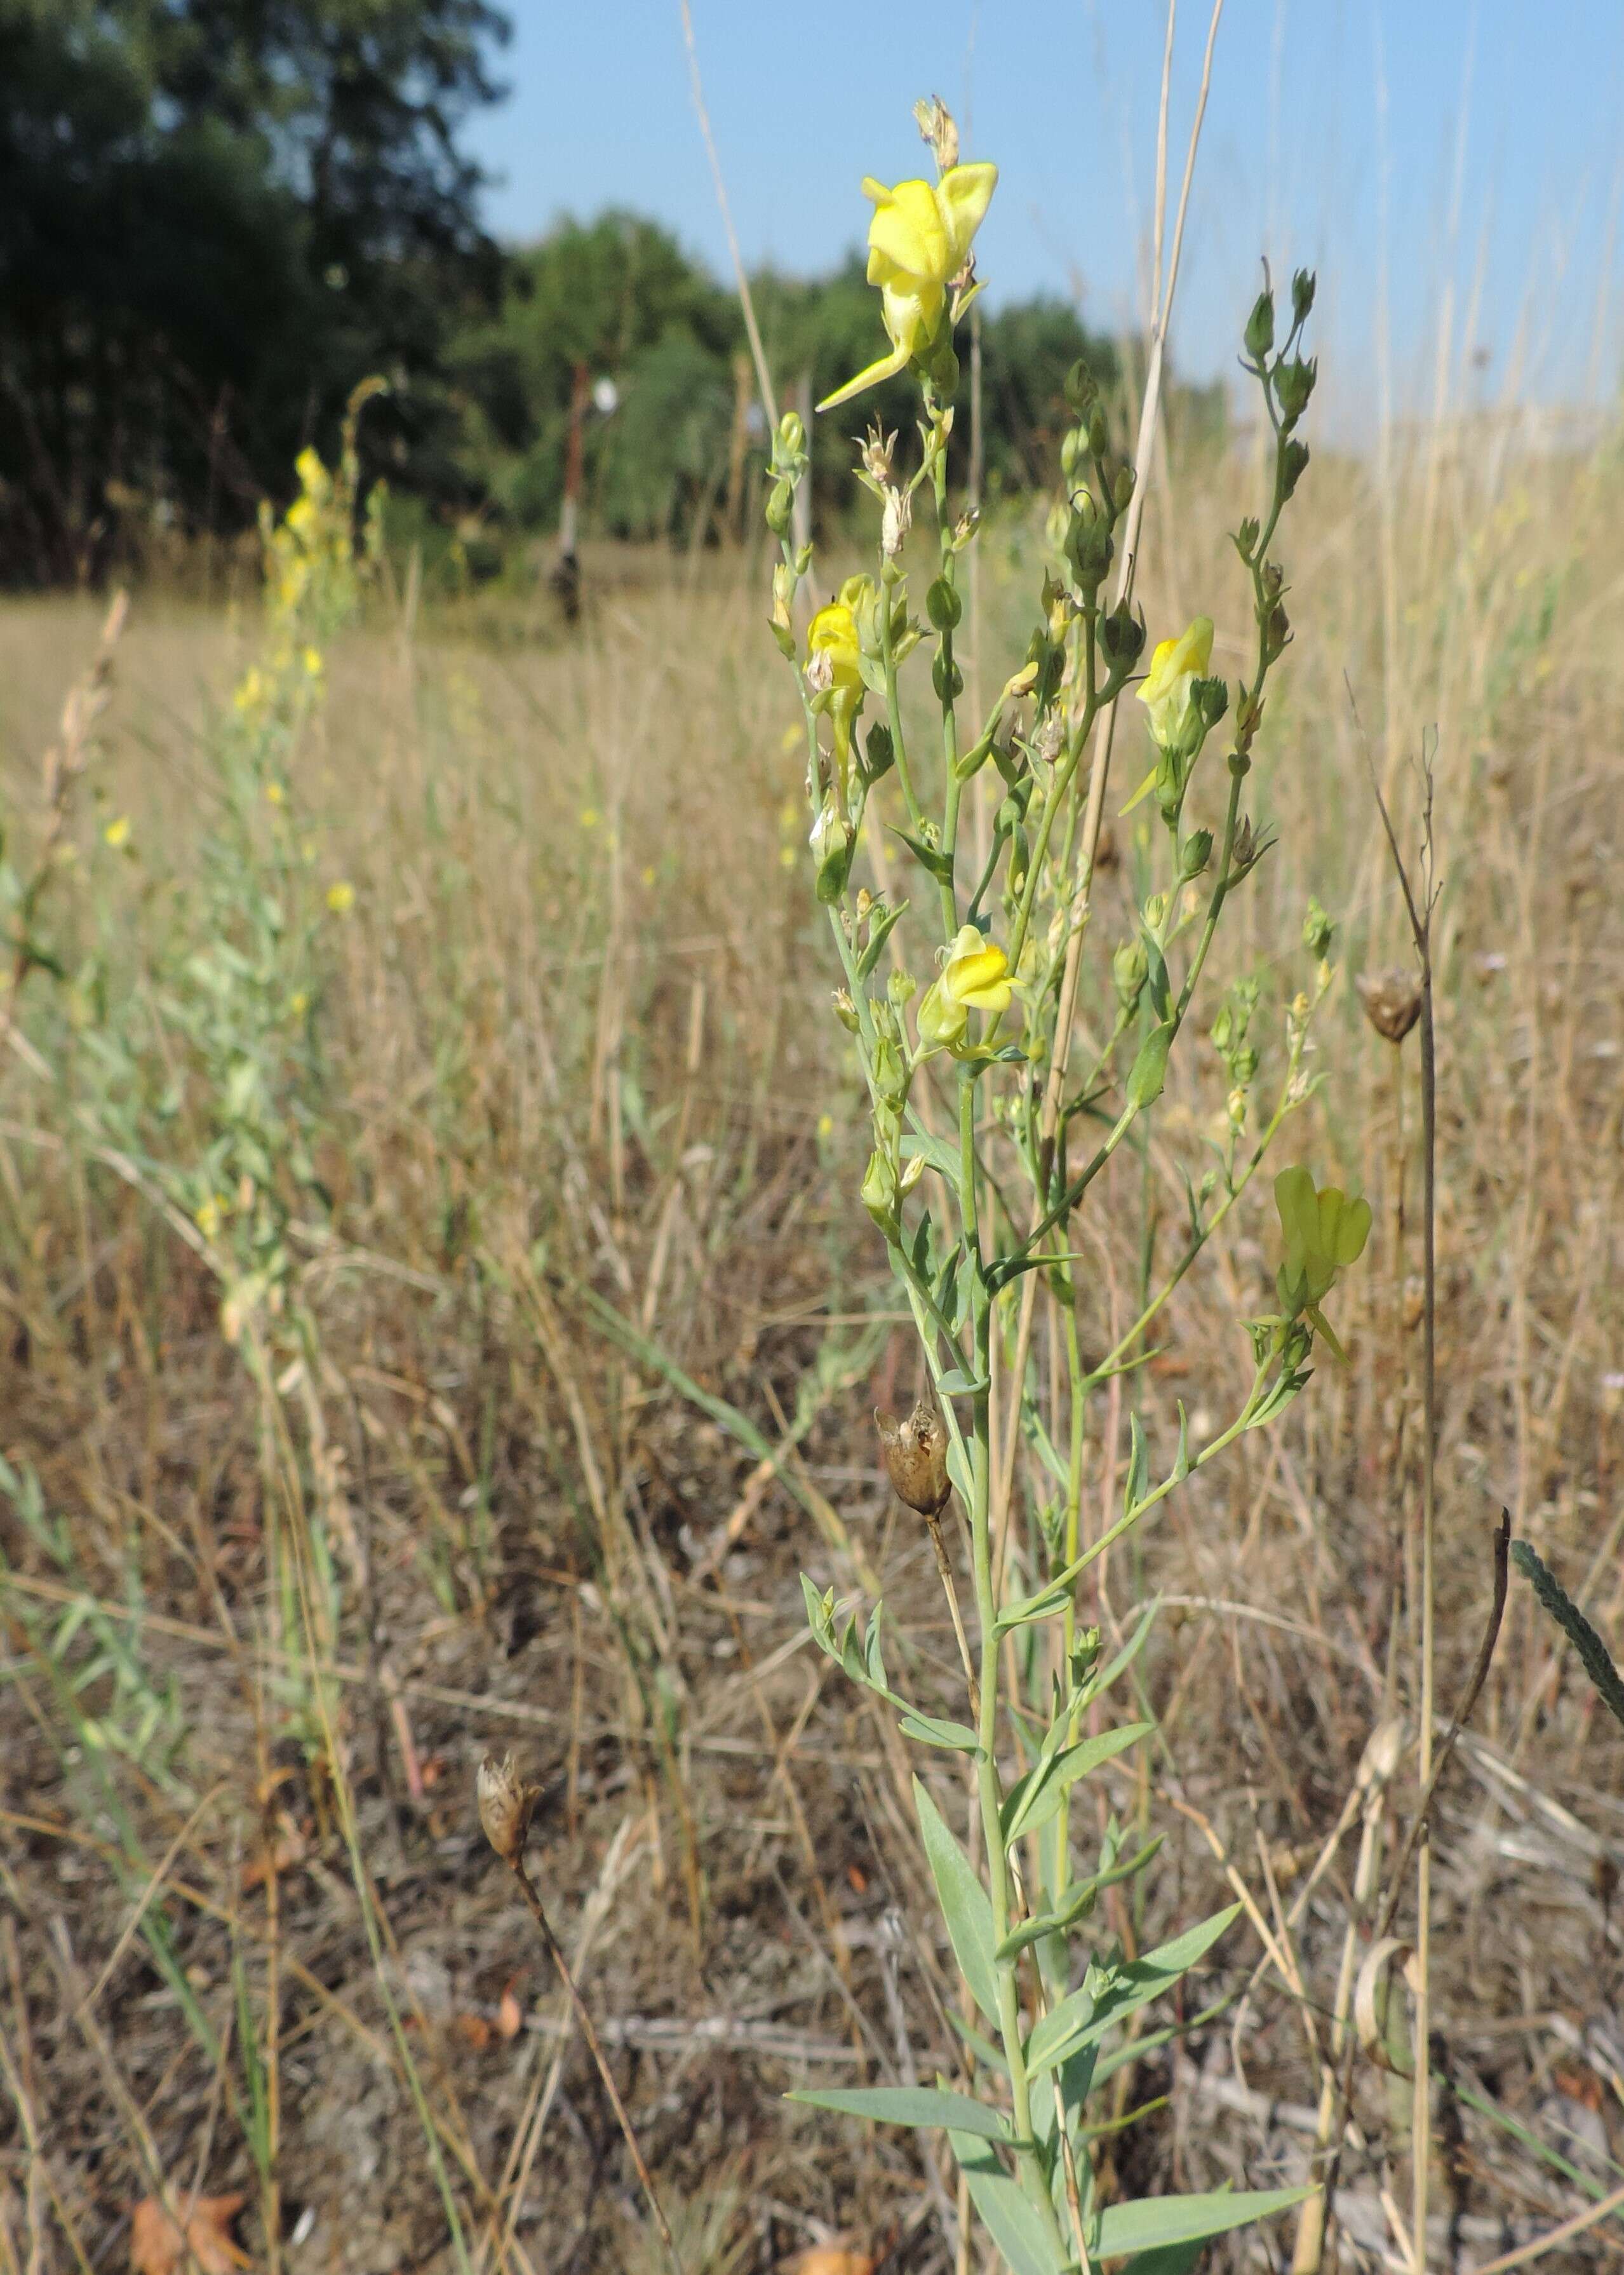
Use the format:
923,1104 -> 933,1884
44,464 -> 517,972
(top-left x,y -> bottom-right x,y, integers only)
876,1396 -> 952,1515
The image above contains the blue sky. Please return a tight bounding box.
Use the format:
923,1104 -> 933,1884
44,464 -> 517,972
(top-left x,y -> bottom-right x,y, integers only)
464,3 -> 1624,428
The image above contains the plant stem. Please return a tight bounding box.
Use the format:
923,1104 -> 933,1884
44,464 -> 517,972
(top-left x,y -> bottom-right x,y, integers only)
506,1848 -> 683,2274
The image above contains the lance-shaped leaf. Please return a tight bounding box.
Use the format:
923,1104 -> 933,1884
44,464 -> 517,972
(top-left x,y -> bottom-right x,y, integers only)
1000,1722 -> 1151,1846
1026,1905 -> 1241,2077
915,1776 -> 1000,2026
1094,2186 -> 1309,2260
898,1710 -> 983,1755
997,1837 -> 1165,1961
950,2134 -> 1065,2275
788,2086 -> 1007,2138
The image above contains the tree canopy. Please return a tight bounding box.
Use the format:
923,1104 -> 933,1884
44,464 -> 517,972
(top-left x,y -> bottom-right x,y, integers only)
1,10 -> 1222,584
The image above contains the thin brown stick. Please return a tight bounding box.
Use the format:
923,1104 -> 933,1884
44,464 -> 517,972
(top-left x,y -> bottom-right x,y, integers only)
1466,2180 -> 1624,2274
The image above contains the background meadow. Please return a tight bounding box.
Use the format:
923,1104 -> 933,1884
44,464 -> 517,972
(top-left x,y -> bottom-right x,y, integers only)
1,4 -> 1622,2272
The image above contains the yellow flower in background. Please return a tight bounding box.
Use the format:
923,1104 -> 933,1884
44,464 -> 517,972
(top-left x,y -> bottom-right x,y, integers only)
820,162 -> 998,411
102,816 -> 130,848
941,924 -> 1012,1015
326,880 -> 354,914
234,666 -> 267,717
1137,616 -> 1214,748
302,646 -> 323,678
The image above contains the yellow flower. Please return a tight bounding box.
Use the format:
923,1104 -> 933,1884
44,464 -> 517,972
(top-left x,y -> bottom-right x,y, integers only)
579,806 -> 600,829
942,924 -> 1012,1014
265,780 -> 285,807
326,881 -> 354,914
196,1197 -> 222,1241
805,581 -> 872,775
302,646 -> 323,678
102,816 -> 130,848
820,162 -> 998,411
234,666 -> 266,717
1137,616 -> 1214,749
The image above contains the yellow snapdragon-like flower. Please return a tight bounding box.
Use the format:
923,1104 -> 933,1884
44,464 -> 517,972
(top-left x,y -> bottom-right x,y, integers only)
917,925 -> 1015,1056
806,579 -> 873,773
942,924 -> 1013,1014
1137,616 -> 1214,748
820,163 -> 998,412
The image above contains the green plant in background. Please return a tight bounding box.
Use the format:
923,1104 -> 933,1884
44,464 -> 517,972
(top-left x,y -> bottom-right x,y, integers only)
768,104 -> 1367,2273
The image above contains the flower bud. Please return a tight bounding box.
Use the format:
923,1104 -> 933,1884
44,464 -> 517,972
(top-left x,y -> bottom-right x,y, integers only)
887,966 -> 917,1008
913,95 -> 960,174
778,411 -> 806,458
898,1149 -> 927,1198
915,977 -> 968,1056
1179,828 -> 1213,881
1276,356 -> 1317,424
1064,358 -> 1097,415
832,988 -> 859,1033
1280,438 -> 1310,500
1245,289 -> 1276,363
1291,269 -> 1316,328
1113,938 -> 1148,1014
860,1147 -> 899,1233
875,1397 -> 952,1516
1302,897 -> 1334,962
765,478 -> 793,536
809,794 -> 852,904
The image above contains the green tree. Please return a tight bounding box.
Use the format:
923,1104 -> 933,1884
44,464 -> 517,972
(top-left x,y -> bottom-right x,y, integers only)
0,0 -> 508,583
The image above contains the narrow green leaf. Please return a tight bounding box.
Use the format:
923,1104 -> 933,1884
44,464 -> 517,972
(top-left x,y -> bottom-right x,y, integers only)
892,826 -> 955,883
915,1776 -> 999,2024
856,898 -> 909,980
1125,1022 -> 1172,1110
1124,1414 -> 1149,1512
950,2135 -> 1065,2275
936,1367 -> 988,1398
1095,2185 -> 1309,2258
788,2086 -> 1006,2138
901,1133 -> 964,1197
995,1835 -> 1164,1961
1119,2240 -> 1207,2275
898,1711 -> 983,1754
1001,1722 -> 1152,1846
1026,1905 -> 1242,2077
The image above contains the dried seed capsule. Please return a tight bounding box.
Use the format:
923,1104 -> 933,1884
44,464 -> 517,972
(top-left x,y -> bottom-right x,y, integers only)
1355,967 -> 1423,1044
476,1752 -> 537,1865
875,1398 -> 952,1516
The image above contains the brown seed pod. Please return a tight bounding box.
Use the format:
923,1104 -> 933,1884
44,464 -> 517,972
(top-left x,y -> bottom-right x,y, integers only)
875,1396 -> 953,1516
476,1751 -> 538,1865
1356,966 -> 1423,1044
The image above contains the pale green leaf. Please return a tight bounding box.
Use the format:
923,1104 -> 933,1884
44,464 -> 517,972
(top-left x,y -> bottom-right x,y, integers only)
915,1776 -> 999,2025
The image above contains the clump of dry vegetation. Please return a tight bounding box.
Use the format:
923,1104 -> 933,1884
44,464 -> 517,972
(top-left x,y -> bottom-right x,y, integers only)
0,363 -> 1620,2275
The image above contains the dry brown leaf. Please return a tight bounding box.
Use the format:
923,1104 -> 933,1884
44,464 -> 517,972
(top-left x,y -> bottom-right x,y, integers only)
130,2192 -> 250,2275
495,1984 -> 523,2040
453,2012 -> 492,2051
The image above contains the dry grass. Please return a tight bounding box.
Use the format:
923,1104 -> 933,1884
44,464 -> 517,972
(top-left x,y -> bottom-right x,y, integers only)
0,414 -> 1620,2275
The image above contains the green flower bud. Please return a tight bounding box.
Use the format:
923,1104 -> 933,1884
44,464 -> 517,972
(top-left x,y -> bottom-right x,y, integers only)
1276,355 -> 1317,424
1245,288 -> 1276,363
1281,438 -> 1310,500
1113,938 -> 1148,1013
887,966 -> 917,1008
1179,828 -> 1213,881
1302,896 -> 1334,962
860,1147 -> 899,1233
1064,359 -> 1097,415
1291,269 -> 1316,328
765,478 -> 793,536
832,989 -> 860,1034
